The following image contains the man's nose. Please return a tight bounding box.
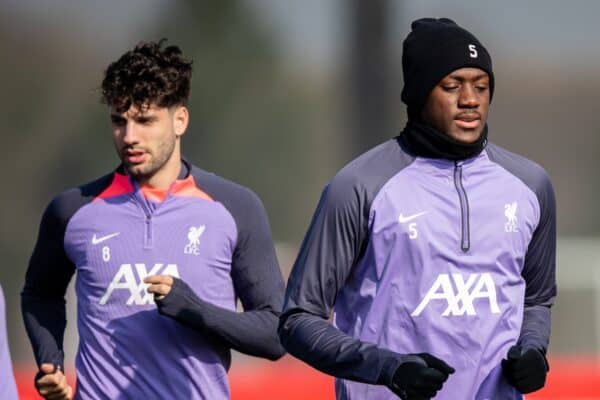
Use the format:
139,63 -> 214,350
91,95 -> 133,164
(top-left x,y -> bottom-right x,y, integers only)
458,85 -> 479,108
121,121 -> 139,145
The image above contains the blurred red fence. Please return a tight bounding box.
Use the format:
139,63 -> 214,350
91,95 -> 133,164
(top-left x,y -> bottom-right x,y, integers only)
14,355 -> 600,399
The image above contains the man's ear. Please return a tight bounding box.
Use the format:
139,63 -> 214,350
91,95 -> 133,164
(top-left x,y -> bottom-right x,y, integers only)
173,106 -> 189,137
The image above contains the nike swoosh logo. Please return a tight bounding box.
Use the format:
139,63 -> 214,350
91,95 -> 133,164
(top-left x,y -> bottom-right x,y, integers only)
92,232 -> 120,245
398,211 -> 428,223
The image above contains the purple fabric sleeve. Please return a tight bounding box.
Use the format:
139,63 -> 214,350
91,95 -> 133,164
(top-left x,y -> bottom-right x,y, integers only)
158,167 -> 286,360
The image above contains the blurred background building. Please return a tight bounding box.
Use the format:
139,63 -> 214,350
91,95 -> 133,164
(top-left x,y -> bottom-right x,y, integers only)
1,0 -> 599,398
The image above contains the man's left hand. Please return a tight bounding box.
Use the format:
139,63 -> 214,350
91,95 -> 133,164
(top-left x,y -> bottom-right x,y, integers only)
501,345 -> 548,393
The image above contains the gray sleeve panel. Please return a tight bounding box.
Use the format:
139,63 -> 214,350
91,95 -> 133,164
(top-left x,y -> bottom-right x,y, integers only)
186,167 -> 286,360
279,138 -> 415,384
517,305 -> 551,354
22,173 -> 114,368
486,143 -> 557,352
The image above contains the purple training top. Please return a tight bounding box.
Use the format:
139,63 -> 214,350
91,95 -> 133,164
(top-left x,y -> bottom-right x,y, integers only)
23,160 -> 284,399
280,139 -> 556,399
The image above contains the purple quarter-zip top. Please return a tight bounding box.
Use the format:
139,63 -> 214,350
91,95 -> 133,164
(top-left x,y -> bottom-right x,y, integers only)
23,161 -> 285,400
280,138 -> 556,400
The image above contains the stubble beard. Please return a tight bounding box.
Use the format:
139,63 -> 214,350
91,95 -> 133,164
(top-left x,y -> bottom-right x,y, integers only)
124,136 -> 177,182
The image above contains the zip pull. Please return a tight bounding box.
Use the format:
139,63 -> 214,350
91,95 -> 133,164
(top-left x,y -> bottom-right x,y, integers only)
144,212 -> 153,249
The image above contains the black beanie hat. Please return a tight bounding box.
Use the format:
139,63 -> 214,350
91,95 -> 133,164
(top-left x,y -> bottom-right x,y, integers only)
401,18 -> 494,120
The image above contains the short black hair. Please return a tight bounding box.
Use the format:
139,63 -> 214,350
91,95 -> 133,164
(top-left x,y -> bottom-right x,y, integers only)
101,39 -> 192,113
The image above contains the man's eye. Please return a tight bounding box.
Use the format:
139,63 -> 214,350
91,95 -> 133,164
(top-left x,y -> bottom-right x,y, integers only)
442,85 -> 459,91
111,118 -> 126,126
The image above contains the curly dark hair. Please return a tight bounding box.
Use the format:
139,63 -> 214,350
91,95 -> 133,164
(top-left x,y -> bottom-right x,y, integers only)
101,39 -> 192,113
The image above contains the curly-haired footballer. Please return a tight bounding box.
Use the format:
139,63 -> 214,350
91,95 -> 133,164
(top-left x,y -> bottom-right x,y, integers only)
22,40 -> 285,400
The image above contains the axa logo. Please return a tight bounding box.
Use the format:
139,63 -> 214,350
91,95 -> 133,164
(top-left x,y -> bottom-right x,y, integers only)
184,225 -> 206,255
504,202 -> 519,232
99,263 -> 180,305
411,273 -> 500,317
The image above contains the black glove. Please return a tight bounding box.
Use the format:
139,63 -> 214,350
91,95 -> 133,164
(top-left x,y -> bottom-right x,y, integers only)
155,277 -> 198,320
501,345 -> 549,393
389,353 -> 455,399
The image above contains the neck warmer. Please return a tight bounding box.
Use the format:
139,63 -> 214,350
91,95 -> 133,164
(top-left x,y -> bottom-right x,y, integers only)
399,120 -> 488,160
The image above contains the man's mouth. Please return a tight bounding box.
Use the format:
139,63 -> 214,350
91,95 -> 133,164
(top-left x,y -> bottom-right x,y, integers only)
124,149 -> 148,164
454,113 -> 481,130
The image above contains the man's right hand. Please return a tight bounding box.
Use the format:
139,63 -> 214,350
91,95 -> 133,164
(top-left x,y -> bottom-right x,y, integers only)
35,364 -> 73,400
389,353 -> 455,399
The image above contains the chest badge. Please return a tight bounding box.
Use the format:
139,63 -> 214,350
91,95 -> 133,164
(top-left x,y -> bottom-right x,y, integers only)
184,225 -> 206,255
504,202 -> 519,233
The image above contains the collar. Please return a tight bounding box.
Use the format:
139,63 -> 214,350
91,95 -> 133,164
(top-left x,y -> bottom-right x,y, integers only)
115,158 -> 208,202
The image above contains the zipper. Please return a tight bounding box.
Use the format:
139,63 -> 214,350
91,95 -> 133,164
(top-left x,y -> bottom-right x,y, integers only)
130,178 -> 177,249
453,162 -> 470,252
144,212 -> 153,249
131,189 -> 155,249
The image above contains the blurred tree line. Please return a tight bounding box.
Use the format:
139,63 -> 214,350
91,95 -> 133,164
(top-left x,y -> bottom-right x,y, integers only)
0,2 -> 343,361
1,1 -> 599,364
